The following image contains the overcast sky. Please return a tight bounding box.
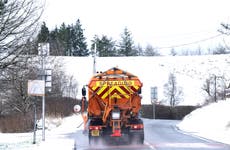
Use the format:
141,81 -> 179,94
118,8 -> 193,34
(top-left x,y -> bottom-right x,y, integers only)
42,0 -> 230,53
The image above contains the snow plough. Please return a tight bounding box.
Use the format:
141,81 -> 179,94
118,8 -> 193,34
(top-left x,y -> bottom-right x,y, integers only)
81,67 -> 144,145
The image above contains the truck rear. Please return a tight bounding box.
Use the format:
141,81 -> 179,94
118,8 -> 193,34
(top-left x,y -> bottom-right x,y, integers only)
81,67 -> 144,145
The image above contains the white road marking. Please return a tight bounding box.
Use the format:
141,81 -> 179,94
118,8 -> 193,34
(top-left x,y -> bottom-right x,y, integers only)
144,141 -> 157,150
158,142 -> 223,149
144,141 -> 224,149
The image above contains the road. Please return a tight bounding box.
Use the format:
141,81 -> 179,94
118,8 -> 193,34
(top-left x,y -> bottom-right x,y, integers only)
72,119 -> 230,150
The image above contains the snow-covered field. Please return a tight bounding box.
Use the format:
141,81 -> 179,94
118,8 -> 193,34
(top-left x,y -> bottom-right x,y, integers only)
1,55 -> 230,149
61,55 -> 230,105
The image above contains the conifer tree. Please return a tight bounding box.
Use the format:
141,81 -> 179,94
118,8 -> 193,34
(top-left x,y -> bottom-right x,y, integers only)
144,44 -> 160,56
118,27 -> 137,56
49,27 -> 66,56
91,35 -> 117,57
71,19 -> 88,56
37,22 -> 49,43
58,23 -> 72,56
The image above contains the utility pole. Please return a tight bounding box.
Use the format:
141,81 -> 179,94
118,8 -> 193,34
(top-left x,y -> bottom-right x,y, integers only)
93,43 -> 97,75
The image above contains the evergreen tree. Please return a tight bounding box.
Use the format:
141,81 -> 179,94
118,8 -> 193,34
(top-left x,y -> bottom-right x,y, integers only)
58,23 -> 72,56
118,27 -> 137,56
91,35 -> 117,57
49,27 -> 66,56
35,19 -> 88,56
144,44 -> 160,56
37,22 -> 49,43
71,19 -> 88,56
136,44 -> 144,56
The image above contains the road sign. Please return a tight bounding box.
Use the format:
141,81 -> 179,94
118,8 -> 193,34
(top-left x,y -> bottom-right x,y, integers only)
38,43 -> 50,56
151,86 -> 158,101
28,80 -> 45,96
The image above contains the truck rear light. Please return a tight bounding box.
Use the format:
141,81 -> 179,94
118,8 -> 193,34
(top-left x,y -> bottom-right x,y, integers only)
131,124 -> 144,129
89,126 -> 102,130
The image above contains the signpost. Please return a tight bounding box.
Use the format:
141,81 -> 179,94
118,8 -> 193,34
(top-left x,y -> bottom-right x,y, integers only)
38,43 -> 50,141
45,69 -> 52,92
28,80 -> 45,144
151,87 -> 158,119
28,43 -> 51,143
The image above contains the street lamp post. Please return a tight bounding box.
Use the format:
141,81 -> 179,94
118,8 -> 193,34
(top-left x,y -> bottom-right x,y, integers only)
93,43 -> 97,75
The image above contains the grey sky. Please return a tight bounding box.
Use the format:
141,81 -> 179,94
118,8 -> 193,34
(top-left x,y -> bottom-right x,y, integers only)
42,0 -> 230,52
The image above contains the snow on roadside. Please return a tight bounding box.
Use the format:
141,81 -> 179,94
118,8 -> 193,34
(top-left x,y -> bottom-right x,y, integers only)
35,114 -> 83,150
0,114 -> 83,150
178,99 -> 230,145
0,132 -> 36,150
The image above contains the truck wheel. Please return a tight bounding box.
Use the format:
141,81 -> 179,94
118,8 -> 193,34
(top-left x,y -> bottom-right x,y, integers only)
89,136 -> 102,145
89,136 -> 95,145
132,135 -> 143,144
130,134 -> 144,145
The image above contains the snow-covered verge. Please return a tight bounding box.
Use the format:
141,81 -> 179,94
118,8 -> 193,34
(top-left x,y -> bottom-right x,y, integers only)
0,114 -> 83,150
178,99 -> 230,145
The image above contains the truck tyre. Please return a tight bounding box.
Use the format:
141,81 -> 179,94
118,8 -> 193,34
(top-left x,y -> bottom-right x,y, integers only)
130,134 -> 144,144
89,136 -> 97,145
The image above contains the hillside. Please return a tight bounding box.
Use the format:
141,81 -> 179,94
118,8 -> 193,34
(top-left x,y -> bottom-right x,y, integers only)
59,54 -> 230,105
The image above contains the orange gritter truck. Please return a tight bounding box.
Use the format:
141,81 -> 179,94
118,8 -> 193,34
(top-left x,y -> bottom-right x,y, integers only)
81,67 -> 144,145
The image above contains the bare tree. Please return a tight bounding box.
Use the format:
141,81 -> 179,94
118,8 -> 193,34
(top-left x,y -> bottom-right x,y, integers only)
0,57 -> 79,115
170,48 -> 177,56
47,58 -> 78,99
163,73 -> 183,107
213,44 -> 228,55
65,75 -> 78,99
0,59 -> 38,115
219,23 -> 230,35
0,0 -> 43,69
202,75 -> 227,104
